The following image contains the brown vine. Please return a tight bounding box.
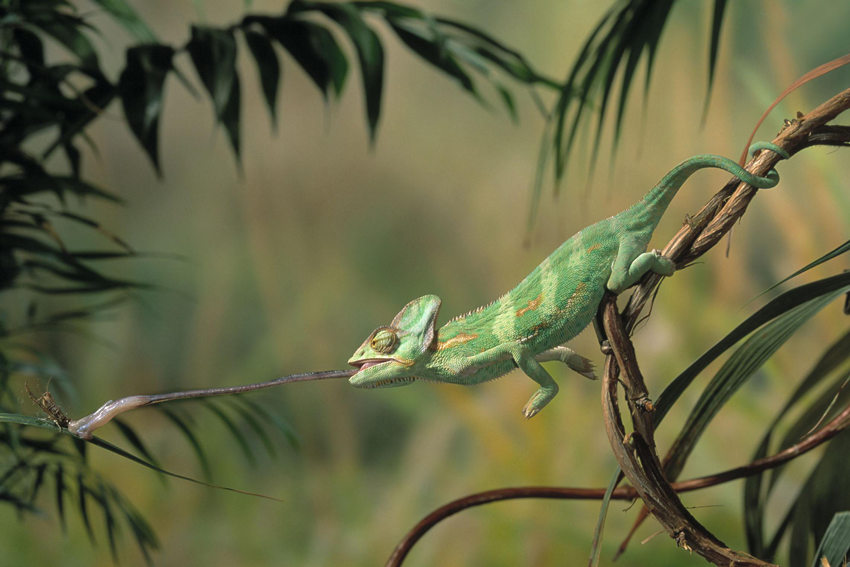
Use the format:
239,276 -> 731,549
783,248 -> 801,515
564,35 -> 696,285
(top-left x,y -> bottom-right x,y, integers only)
603,88 -> 850,564
388,87 -> 850,566
384,399 -> 850,566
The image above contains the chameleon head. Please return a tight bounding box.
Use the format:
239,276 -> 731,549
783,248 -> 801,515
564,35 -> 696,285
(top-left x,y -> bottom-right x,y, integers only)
348,295 -> 441,388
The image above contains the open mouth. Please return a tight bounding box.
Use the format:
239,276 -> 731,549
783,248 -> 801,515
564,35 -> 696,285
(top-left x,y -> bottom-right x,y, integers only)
350,358 -> 392,372
348,358 -> 416,388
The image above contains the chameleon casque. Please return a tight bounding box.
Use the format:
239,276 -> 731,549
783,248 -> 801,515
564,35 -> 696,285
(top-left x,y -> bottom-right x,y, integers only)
348,143 -> 789,418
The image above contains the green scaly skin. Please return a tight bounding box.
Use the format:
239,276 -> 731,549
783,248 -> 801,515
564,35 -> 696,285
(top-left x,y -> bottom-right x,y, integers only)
348,143 -> 789,418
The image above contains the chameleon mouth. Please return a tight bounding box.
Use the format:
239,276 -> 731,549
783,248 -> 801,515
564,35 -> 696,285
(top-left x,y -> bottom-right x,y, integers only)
348,359 -> 417,388
350,358 -> 393,372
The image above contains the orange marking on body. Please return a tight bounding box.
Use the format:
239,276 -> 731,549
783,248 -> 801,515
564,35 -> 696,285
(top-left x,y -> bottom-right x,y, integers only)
586,243 -> 602,253
555,282 -> 588,317
436,332 -> 479,350
566,282 -> 587,309
515,293 -> 543,317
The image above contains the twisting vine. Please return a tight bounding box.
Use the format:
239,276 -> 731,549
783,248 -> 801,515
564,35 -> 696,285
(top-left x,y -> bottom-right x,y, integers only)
386,87 -> 850,566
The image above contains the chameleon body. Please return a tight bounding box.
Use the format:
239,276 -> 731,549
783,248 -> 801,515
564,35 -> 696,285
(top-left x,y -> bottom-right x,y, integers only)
348,144 -> 789,417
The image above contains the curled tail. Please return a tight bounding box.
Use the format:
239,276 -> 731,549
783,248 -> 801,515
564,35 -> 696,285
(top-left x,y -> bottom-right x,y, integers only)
626,142 -> 790,230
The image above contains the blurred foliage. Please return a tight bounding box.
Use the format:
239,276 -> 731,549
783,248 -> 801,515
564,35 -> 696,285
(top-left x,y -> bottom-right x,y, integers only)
0,0 -> 848,566
0,0 -> 556,562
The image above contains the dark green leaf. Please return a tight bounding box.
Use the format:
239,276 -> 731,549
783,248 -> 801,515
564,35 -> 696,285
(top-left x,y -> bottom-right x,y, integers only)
496,83 -> 517,123
300,1 -> 385,139
44,79 -> 118,166
85,433 -> 276,500
89,0 -> 157,42
702,0 -> 728,120
744,329 -> 850,556
230,396 -> 300,449
185,26 -> 242,159
119,44 -> 174,174
433,17 -> 556,86
759,239 -> 850,297
243,29 -> 281,126
387,18 -> 476,96
663,291 -> 844,481
156,407 -> 211,479
99,483 -> 119,561
789,434 -> 850,567
0,412 -> 67,431
0,174 -> 122,203
186,26 -> 237,121
13,28 -> 45,67
55,464 -> 67,531
121,500 -> 158,564
28,11 -> 100,72
112,419 -> 163,476
27,462 -> 48,504
589,470 -> 622,567
654,271 -> 850,425
227,398 -> 276,458
260,17 -> 348,99
0,491 -> 39,512
220,74 -> 241,163
203,402 -> 255,464
72,436 -> 87,461
77,474 -> 96,543
812,512 -> 850,567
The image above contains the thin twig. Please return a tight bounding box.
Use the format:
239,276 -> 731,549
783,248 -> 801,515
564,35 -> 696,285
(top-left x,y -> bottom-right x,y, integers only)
66,369 -> 355,439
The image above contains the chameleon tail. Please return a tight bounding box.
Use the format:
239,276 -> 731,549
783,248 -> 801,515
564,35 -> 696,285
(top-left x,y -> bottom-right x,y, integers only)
623,142 -> 789,231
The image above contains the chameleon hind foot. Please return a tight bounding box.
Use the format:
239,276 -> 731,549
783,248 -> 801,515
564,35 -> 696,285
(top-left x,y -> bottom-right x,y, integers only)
536,346 -> 596,380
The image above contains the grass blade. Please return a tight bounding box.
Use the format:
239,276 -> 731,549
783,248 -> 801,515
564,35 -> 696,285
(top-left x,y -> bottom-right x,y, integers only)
156,406 -> 211,479
812,511 -> 850,567
654,272 -> 850,425
663,293 -> 842,481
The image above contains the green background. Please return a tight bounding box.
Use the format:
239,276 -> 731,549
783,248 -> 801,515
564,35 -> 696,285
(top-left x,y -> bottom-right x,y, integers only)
3,1 -> 849,565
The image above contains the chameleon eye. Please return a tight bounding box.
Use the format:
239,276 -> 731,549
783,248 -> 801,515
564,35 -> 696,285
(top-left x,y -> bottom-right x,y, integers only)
370,328 -> 399,354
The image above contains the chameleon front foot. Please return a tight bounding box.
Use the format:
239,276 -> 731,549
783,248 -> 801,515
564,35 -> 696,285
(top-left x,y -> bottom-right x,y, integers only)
522,384 -> 558,418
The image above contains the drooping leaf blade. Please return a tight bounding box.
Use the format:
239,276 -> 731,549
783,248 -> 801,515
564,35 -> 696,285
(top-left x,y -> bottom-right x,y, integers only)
811,511 -> 850,567
654,272 -> 850,425
386,17 -> 477,97
243,29 -> 281,126
118,44 -> 174,175
28,9 -> 101,72
744,329 -> 850,556
202,402 -> 256,465
156,406 -> 211,479
701,0 -> 728,120
301,1 -> 385,140
758,239 -> 850,297
663,291 -> 844,481
112,418 -> 163,476
186,26 -> 241,159
789,434 -> 850,567
89,0 -> 158,42
258,17 -> 348,99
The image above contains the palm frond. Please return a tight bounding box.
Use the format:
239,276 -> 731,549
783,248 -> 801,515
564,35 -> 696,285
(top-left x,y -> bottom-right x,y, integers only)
530,0 -> 730,226
744,331 -> 850,558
